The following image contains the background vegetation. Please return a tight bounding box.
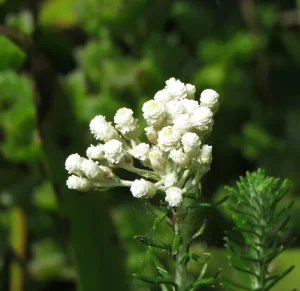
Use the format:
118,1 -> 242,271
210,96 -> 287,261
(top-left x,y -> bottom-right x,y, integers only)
0,0 -> 299,290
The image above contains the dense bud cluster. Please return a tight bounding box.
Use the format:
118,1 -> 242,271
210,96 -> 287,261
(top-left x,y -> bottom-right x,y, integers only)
65,78 -> 219,207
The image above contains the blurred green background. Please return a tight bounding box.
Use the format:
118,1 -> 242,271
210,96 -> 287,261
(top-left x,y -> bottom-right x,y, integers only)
0,0 -> 299,290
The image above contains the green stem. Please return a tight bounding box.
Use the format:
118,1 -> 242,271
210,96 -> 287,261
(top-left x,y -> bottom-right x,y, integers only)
175,204 -> 189,291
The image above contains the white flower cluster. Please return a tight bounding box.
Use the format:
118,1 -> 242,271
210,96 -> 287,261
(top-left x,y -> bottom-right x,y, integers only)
65,78 -> 219,207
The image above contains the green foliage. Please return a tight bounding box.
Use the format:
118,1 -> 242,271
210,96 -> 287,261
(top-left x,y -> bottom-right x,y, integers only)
224,169 -> 295,290
1,0 -> 300,290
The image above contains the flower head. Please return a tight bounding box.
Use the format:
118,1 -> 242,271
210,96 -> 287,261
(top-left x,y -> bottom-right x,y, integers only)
165,187 -> 183,207
66,175 -> 92,192
191,107 -> 213,132
90,115 -> 119,142
149,146 -> 166,173
200,145 -> 212,164
114,108 -> 138,138
169,148 -> 188,166
103,139 -> 125,165
173,114 -> 192,134
142,100 -> 166,129
130,179 -> 156,198
132,143 -> 150,162
185,84 -> 196,99
163,172 -> 178,188
157,126 -> 181,152
165,100 -> 184,122
165,78 -> 187,100
81,159 -> 105,181
200,89 -> 219,113
65,153 -> 84,175
154,89 -> 172,104
86,144 -> 105,160
181,132 -> 201,156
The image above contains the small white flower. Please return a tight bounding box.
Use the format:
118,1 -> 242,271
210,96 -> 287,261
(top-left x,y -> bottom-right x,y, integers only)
114,108 -> 137,137
191,107 -> 213,131
181,132 -> 201,156
154,89 -> 172,104
86,144 -> 105,160
169,148 -> 188,166
90,115 -> 119,142
157,126 -> 181,152
200,89 -> 219,113
165,78 -> 187,100
103,139 -> 125,165
165,100 -> 184,122
180,99 -> 199,116
149,146 -> 166,173
145,126 -> 158,144
130,179 -> 156,199
163,172 -> 178,188
165,186 -> 183,207
173,114 -> 192,134
66,175 -> 92,192
185,84 -> 196,99
142,100 -> 166,128
81,159 -> 105,181
65,153 -> 84,175
132,143 -> 150,162
200,145 -> 212,164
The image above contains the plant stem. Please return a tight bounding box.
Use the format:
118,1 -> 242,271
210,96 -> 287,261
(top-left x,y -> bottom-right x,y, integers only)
174,204 -> 189,291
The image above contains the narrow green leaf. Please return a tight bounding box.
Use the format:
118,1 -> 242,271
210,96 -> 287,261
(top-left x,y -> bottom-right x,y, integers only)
133,274 -> 177,288
186,277 -> 216,290
153,210 -> 169,230
179,252 -> 210,266
191,219 -> 207,241
172,234 -> 181,258
264,266 -> 295,290
134,236 -> 172,251
148,248 -> 170,279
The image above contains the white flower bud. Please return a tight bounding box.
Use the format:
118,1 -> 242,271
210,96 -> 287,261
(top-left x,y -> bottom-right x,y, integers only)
191,107 -> 213,132
165,100 -> 184,122
169,148 -> 188,166
163,172 -> 178,188
165,186 -> 183,207
114,108 -> 138,137
103,139 -> 125,165
145,126 -> 158,144
149,147 -> 166,173
165,78 -> 187,100
90,115 -> 119,142
154,89 -> 172,104
200,89 -> 219,113
185,84 -> 196,99
132,143 -> 150,162
81,159 -> 105,181
173,114 -> 192,134
65,153 -> 84,175
200,145 -> 212,164
86,144 -> 105,160
181,132 -> 201,156
130,179 -> 156,199
142,100 -> 166,128
180,99 -> 199,116
66,175 -> 92,192
157,126 -> 181,152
